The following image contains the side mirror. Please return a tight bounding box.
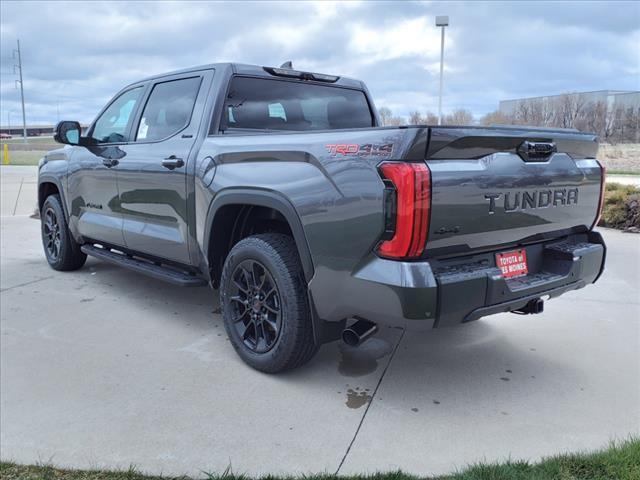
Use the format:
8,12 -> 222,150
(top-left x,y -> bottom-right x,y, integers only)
54,121 -> 81,145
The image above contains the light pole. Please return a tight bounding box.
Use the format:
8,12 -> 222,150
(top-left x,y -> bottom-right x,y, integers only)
13,39 -> 27,143
436,15 -> 449,126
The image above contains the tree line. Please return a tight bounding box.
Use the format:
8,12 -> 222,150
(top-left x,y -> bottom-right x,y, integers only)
378,94 -> 639,144
378,107 -> 474,127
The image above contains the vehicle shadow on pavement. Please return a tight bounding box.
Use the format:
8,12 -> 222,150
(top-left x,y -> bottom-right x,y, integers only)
373,323 -> 583,401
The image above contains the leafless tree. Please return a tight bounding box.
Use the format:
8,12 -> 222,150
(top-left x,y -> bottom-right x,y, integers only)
443,109 -> 474,125
514,100 -> 533,125
378,107 -> 392,126
423,111 -> 439,125
602,105 -> 622,144
377,107 -> 406,126
577,101 -> 606,136
409,110 -> 439,125
479,110 -> 511,126
455,109 -> 474,125
553,93 -> 588,129
409,111 -> 422,124
385,96 -> 638,143
621,106 -> 640,143
527,98 -> 555,127
386,116 -> 407,126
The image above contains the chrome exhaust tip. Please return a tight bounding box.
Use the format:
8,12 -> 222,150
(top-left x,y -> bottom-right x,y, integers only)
342,319 -> 378,347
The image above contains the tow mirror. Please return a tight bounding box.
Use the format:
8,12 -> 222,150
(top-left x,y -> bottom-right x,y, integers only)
54,121 -> 81,145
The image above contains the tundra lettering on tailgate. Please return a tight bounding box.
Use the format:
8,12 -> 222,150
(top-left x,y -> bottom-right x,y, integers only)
485,188 -> 579,214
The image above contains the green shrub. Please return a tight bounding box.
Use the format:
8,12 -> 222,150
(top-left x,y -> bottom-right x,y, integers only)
599,183 -> 640,231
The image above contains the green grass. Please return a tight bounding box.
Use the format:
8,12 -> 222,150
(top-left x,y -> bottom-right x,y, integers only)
2,136 -> 55,144
0,150 -> 43,165
1,438 -> 638,480
607,170 -> 640,176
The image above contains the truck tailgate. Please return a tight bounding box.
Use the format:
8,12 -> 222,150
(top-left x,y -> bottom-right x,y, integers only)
424,127 -> 602,256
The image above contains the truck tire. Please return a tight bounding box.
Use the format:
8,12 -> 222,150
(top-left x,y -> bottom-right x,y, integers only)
220,233 -> 318,373
41,194 -> 87,271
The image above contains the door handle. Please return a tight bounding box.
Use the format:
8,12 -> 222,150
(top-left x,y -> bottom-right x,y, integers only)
102,158 -> 119,168
162,155 -> 185,170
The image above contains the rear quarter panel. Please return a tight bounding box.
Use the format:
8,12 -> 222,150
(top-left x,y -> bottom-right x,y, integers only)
194,128 -> 425,321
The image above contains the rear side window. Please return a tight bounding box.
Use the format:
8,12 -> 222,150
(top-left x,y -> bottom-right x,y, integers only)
136,76 -> 202,142
223,77 -> 374,131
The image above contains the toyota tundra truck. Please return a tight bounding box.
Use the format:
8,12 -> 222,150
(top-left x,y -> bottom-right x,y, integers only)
39,62 -> 606,372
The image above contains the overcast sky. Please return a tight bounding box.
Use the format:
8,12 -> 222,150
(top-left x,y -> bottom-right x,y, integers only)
1,0 -> 638,126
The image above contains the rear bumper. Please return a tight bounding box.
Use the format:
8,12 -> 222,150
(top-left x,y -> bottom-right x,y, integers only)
432,231 -> 605,327
317,231 -> 605,330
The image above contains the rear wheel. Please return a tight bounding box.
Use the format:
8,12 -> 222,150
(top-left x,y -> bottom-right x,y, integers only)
220,233 -> 318,373
41,194 -> 86,271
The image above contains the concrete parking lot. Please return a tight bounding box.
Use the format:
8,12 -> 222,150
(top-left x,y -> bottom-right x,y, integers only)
0,166 -> 38,217
1,165 -> 639,477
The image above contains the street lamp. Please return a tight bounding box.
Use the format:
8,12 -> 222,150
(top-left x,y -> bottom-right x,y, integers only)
435,15 -> 449,125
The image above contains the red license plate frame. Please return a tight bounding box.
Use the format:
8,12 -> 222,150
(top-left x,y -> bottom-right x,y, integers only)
495,249 -> 528,279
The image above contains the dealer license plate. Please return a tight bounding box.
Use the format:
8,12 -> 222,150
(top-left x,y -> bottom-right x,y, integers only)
495,249 -> 528,279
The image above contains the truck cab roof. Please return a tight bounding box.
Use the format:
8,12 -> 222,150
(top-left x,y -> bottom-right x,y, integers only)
134,62 -> 365,90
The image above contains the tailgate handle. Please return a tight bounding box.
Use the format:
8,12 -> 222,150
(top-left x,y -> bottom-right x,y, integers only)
518,141 -> 557,162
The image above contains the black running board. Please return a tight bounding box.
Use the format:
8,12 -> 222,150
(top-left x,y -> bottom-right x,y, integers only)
81,245 -> 208,287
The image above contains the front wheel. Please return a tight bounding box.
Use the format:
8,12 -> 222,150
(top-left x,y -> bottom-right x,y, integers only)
220,233 -> 318,373
41,194 -> 87,271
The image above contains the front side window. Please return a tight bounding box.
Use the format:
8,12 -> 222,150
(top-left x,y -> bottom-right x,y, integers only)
223,77 -> 374,131
136,76 -> 201,142
91,87 -> 143,144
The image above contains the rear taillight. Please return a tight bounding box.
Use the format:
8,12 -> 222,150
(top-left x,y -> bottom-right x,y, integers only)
377,162 -> 431,259
594,161 -> 606,228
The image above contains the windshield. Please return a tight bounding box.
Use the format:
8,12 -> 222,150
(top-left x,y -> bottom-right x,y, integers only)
223,77 -> 374,131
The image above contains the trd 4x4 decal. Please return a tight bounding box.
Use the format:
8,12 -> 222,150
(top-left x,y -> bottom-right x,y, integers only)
325,143 -> 393,157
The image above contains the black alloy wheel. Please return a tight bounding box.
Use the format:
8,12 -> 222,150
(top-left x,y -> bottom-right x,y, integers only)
228,259 -> 282,353
40,194 -> 87,271
42,206 -> 62,261
220,233 -> 318,373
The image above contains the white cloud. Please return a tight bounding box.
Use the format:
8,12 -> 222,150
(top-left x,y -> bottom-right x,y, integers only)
0,0 -> 638,125
348,17 -> 443,64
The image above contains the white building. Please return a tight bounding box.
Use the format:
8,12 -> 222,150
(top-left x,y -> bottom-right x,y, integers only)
499,90 -> 640,116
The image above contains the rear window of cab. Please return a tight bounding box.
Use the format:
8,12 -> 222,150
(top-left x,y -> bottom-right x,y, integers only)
222,77 -> 374,131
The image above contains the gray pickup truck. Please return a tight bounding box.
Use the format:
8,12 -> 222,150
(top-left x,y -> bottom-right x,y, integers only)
40,62 -> 606,372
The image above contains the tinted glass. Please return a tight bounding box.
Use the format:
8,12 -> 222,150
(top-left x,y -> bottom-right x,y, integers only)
223,77 -> 373,131
136,77 -> 201,142
91,87 -> 143,143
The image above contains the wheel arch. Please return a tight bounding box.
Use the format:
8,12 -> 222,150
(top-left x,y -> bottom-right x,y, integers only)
38,177 -> 69,219
203,188 -> 314,288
